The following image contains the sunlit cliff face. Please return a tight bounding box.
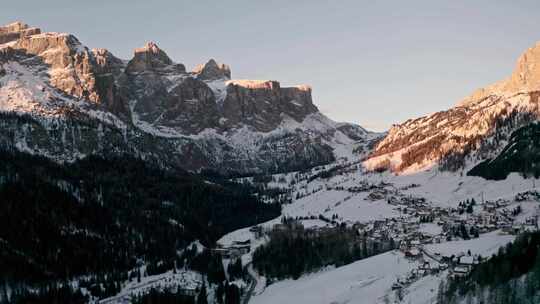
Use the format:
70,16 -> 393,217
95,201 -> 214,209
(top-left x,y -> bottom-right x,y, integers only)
364,41 -> 540,175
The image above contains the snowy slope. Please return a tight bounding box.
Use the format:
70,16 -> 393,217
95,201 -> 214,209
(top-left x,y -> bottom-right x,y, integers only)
251,251 -> 415,304
218,154 -> 539,304
365,41 -> 540,175
249,232 -> 514,304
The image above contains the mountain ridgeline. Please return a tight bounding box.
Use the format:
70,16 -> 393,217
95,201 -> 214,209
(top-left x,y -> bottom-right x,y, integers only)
4,18 -> 540,304
0,21 -> 373,175
364,42 -> 540,175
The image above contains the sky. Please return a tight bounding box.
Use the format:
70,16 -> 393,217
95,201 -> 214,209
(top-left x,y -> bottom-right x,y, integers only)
2,1 -> 540,131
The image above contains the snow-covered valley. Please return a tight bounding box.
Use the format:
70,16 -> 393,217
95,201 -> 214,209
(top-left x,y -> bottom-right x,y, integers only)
216,156 -> 540,304
2,16 -> 540,304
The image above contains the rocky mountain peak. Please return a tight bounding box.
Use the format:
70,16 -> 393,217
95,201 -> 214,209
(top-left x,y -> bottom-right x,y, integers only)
92,48 -> 124,74
13,32 -> 86,56
0,21 -> 41,44
0,21 -> 372,174
506,41 -> 540,93
366,40 -> 540,174
193,58 -> 231,80
126,41 -> 184,73
1,21 -> 26,31
459,42 -> 540,107
6,30 -> 105,103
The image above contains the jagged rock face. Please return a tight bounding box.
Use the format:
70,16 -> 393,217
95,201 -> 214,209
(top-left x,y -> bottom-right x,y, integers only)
126,42 -> 185,74
132,75 -> 221,134
193,59 -> 231,80
125,43 -> 221,133
90,48 -> 129,116
280,85 -> 318,121
12,33 -> 102,104
365,42 -> 540,174
164,77 -> 221,131
222,80 -> 283,131
510,42 -> 540,93
92,48 -> 124,74
221,80 -> 318,132
0,22 -> 373,174
459,42 -> 540,107
1,28 -> 127,115
0,21 -> 40,44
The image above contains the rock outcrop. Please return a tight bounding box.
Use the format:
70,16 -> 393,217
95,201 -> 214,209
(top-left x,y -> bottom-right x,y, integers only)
12,32 -> 101,104
126,42 -> 185,74
0,21 -> 40,44
193,59 -> 231,80
221,80 -> 318,131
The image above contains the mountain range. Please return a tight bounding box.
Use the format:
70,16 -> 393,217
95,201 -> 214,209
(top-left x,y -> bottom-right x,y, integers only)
3,20 -> 540,304
0,21 -> 375,175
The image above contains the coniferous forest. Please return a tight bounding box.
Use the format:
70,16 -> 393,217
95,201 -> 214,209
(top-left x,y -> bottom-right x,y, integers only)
0,149 -> 280,303
468,122 -> 540,180
252,218 -> 395,280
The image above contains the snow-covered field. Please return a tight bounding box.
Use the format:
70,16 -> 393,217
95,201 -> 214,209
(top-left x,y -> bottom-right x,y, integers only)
365,170 -> 540,208
250,231 -> 515,304
283,189 -> 400,223
218,154 -> 539,304
250,251 -> 414,304
425,230 -> 514,258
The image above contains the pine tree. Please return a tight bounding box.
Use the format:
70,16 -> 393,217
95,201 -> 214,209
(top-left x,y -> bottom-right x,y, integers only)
197,283 -> 208,304
216,282 -> 224,304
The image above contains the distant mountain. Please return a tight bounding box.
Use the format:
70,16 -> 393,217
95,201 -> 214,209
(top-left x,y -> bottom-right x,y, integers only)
0,21 -> 376,175
365,41 -> 540,174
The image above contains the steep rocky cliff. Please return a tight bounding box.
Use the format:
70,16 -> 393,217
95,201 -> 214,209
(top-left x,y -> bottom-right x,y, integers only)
0,21 -> 40,44
0,22 -> 374,174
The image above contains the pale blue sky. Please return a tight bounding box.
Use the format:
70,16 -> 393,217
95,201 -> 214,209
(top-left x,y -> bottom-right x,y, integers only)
3,1 -> 540,131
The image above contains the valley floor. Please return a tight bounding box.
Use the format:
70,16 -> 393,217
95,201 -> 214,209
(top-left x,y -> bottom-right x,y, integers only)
228,231 -> 514,304
218,159 -> 540,304
91,157 -> 540,304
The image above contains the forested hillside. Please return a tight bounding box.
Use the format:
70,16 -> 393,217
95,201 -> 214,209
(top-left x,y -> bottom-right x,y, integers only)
0,149 -> 280,303
252,218 -> 395,280
468,122 -> 540,180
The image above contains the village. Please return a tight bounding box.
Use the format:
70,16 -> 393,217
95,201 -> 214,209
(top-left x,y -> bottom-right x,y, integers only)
336,180 -> 540,292
219,168 -> 540,299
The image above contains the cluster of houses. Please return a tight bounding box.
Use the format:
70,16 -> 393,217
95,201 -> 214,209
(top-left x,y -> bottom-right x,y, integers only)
331,184 -> 540,291
213,239 -> 251,259
239,170 -> 540,294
